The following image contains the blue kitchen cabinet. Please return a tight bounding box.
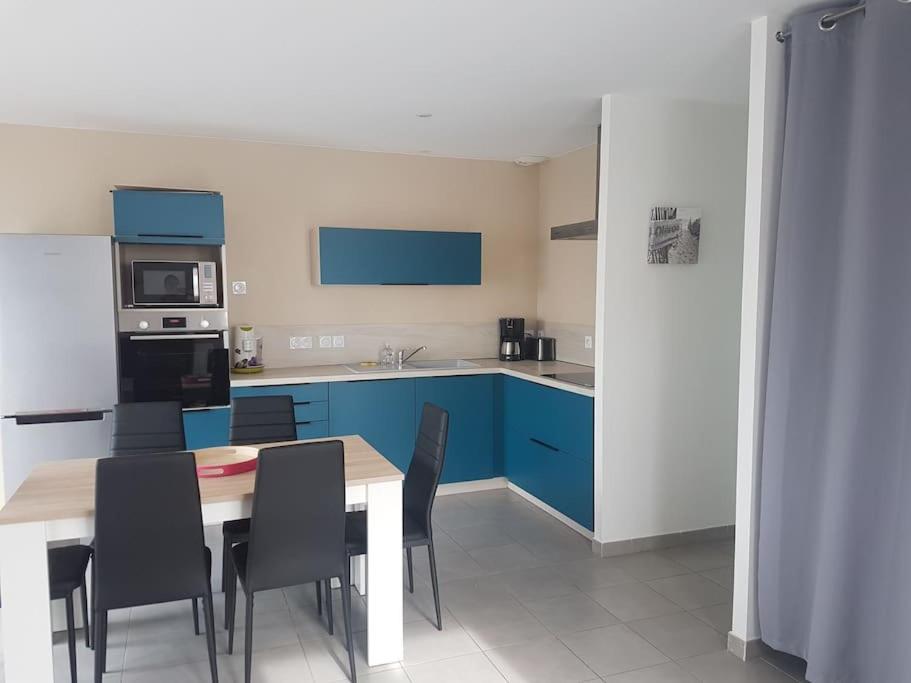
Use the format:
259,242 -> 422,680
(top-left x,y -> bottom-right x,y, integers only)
183,407 -> 230,449
113,189 -> 225,245
317,227 -> 481,285
503,376 -> 594,530
231,383 -> 329,441
328,379 -> 416,474
415,375 -> 495,483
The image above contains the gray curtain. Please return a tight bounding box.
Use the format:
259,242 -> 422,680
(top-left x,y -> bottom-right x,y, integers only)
759,1 -> 911,681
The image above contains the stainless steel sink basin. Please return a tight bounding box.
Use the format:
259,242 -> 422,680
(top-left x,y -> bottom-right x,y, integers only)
344,359 -> 479,373
406,359 -> 479,370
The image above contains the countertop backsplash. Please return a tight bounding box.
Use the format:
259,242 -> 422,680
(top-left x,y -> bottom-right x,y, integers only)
249,320 -> 594,369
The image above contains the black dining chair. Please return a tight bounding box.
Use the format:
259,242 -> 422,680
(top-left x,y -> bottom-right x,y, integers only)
102,401 -> 204,641
226,441 -> 356,683
110,401 -> 187,456
221,396 -> 328,627
93,451 -> 218,683
0,545 -> 92,683
346,402 -> 449,631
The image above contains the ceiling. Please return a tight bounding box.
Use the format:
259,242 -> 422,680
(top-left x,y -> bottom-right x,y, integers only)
0,1 -> 807,161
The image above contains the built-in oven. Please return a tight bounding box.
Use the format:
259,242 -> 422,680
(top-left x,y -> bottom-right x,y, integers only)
118,331 -> 230,408
131,260 -> 218,307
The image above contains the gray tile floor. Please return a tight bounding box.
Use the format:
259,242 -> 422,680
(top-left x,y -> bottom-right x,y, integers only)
15,489 -> 808,682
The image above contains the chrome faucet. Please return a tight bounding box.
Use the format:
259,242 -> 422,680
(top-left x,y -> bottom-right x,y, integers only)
397,345 -> 427,368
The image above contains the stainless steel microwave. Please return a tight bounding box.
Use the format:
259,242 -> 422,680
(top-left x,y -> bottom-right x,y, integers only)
131,260 -> 218,307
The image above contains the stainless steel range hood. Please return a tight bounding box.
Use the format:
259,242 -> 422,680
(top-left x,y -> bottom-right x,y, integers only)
550,124 -> 601,241
550,220 -> 596,240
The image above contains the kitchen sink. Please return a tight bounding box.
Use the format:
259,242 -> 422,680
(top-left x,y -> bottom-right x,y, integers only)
406,359 -> 479,370
344,359 -> 479,373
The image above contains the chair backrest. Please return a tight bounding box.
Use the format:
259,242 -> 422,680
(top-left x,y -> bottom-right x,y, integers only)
229,395 -> 296,446
403,403 -> 449,540
245,441 -> 346,593
110,401 -> 186,456
94,451 -> 209,610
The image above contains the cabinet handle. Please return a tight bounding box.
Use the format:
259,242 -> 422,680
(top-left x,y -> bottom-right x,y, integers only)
530,437 -> 560,452
297,421 -> 312,426
137,233 -> 204,239
295,401 -> 312,406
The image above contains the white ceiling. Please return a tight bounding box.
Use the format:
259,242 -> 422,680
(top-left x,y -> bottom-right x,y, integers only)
0,0 -> 806,161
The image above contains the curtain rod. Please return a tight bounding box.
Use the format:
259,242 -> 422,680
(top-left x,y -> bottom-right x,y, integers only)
777,0 -> 910,42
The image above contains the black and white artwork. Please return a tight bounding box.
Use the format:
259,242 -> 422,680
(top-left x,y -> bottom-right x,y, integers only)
647,206 -> 701,264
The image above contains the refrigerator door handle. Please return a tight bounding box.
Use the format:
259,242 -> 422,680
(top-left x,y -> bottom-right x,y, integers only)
4,410 -> 110,426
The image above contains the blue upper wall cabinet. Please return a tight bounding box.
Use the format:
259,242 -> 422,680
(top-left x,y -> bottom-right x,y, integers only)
315,227 -> 481,285
113,189 -> 225,245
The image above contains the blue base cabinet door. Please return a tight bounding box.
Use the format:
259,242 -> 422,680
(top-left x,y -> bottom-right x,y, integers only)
328,379 -> 416,474
183,407 -> 230,449
415,375 -> 494,484
503,377 -> 594,530
232,382 -> 329,440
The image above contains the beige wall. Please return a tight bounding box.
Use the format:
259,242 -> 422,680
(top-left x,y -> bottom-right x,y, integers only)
0,124 -> 539,326
536,144 -> 598,327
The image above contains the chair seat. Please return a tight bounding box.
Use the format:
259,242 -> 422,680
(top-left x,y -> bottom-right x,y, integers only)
48,545 -> 92,600
223,518 -> 250,542
345,509 -> 429,556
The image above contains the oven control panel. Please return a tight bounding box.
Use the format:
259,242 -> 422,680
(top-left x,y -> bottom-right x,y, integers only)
119,308 -> 228,333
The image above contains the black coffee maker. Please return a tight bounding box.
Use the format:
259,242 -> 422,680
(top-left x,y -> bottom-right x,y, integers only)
499,317 -> 525,361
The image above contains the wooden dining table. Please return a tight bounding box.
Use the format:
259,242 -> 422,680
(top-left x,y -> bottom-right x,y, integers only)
0,435 -> 405,682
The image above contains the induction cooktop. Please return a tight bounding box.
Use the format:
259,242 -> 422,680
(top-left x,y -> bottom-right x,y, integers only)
541,371 -> 595,388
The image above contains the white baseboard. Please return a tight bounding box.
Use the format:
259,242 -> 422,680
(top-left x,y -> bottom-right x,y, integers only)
506,482 -> 593,540
437,477 -> 507,496
727,632 -> 763,660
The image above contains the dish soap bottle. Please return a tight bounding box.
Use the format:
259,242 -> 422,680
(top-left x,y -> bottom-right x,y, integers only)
380,343 -> 394,368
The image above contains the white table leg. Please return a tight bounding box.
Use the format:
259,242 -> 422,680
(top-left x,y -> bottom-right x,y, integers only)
0,521 -> 54,682
351,555 -> 366,596
366,479 -> 403,666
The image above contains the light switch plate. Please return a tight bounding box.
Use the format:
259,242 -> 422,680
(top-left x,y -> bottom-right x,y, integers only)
290,336 -> 313,350
318,336 -> 332,349
332,335 -> 345,348
584,336 -> 593,349
231,281 -> 247,295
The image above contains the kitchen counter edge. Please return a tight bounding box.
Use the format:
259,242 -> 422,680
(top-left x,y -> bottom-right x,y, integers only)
229,360 -> 595,398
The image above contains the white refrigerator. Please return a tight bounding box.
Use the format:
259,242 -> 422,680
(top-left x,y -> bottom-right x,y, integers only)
0,234 -> 118,502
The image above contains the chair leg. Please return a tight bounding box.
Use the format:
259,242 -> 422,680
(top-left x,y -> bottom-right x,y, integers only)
427,542 -> 443,631
326,579 -> 334,635
203,588 -> 220,683
93,609 -> 108,682
221,533 -> 230,593
315,580 -> 323,616
192,597 -> 201,635
65,594 -> 77,683
80,576 -> 90,649
89,555 -> 96,650
227,574 -> 237,653
244,594 -> 254,683
340,566 -> 357,683
406,547 -> 414,593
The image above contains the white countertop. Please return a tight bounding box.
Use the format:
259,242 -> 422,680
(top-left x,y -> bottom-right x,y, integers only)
230,358 -> 595,397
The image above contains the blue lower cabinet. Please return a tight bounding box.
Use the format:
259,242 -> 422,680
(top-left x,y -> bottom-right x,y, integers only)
296,421 -> 329,440
328,379 -> 417,474
183,407 -> 230,449
503,376 -> 594,530
415,375 -> 494,483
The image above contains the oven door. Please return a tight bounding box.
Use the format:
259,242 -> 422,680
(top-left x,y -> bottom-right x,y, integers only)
118,333 -> 229,408
132,261 -> 200,306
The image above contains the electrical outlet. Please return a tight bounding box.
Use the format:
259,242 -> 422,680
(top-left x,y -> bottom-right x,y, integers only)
332,335 -> 345,348
289,336 -> 312,350
584,336 -> 593,349
231,281 -> 247,295
318,335 -> 332,349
